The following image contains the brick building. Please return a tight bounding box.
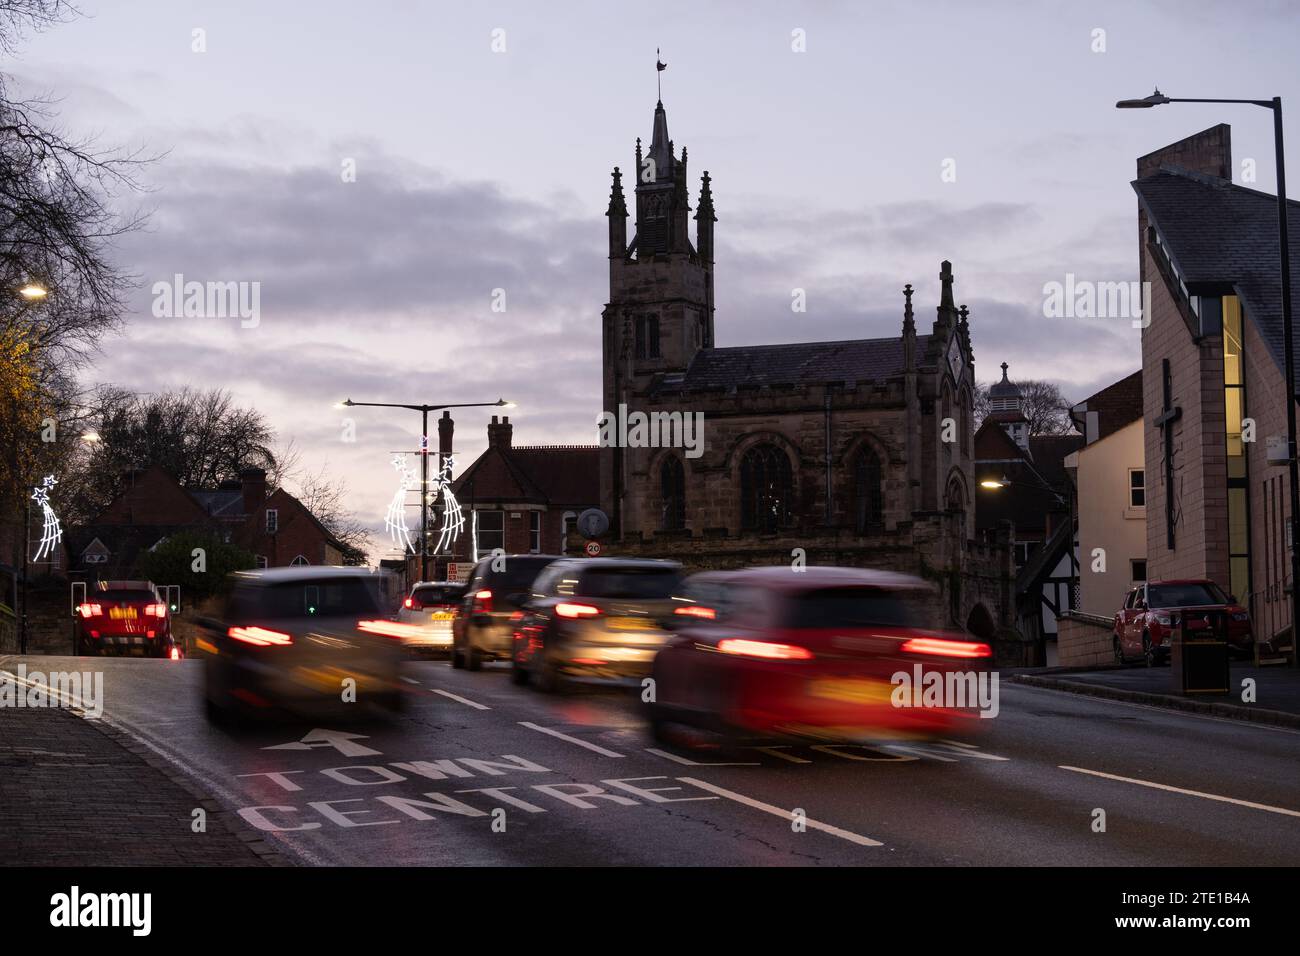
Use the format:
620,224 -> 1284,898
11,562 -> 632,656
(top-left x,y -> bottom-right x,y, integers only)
596,96 -> 1017,644
65,464 -> 346,580
1132,124 -> 1298,655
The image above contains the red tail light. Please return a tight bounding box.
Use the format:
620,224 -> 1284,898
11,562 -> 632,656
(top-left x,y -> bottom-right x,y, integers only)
555,602 -> 601,619
717,638 -> 813,660
404,596 -> 418,609
144,603 -> 167,618
228,626 -> 293,647
357,619 -> 421,640
674,605 -> 716,620
901,636 -> 992,659
509,611 -> 525,622
78,603 -> 103,619
473,589 -> 494,613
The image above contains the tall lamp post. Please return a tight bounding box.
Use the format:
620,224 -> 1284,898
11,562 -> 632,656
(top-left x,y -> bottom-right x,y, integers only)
1117,90 -> 1297,666
340,397 -> 514,581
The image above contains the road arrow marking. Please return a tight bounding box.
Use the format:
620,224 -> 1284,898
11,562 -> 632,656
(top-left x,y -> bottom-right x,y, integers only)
263,728 -> 382,757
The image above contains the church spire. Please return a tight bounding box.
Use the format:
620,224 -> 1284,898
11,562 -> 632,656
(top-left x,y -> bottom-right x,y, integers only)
902,283 -> 916,371
606,166 -> 627,259
934,259 -> 959,335
648,100 -> 672,182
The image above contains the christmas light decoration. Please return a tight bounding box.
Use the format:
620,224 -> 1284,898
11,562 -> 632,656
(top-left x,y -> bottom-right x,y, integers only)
31,474 -> 62,561
384,455 -> 418,554
431,456 -> 465,553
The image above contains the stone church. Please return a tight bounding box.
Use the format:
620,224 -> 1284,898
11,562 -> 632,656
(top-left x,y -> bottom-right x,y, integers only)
598,97 -> 1017,646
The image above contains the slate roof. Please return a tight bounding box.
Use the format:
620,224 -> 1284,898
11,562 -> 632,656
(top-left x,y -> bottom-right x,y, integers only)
1070,370 -> 1143,443
662,335 -> 930,391
189,490 -> 245,518
452,446 -> 598,507
1133,165 -> 1300,391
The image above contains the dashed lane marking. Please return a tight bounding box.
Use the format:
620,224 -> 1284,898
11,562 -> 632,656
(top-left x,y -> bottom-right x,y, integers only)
401,677 -> 421,685
1060,765 -> 1300,818
519,722 -> 624,757
677,777 -> 884,847
432,689 -> 490,710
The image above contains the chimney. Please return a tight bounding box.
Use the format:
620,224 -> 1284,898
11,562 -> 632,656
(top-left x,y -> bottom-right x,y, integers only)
239,467 -> 267,516
438,410 -> 454,457
487,415 -> 513,450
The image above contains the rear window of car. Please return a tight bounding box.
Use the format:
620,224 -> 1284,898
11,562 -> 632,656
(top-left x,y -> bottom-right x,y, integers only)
785,587 -> 924,629
579,568 -> 682,600
485,557 -> 557,591
412,585 -> 463,605
240,578 -> 383,619
96,589 -> 156,603
1147,583 -> 1228,608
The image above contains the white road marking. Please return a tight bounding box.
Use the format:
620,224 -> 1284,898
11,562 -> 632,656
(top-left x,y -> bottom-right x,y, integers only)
677,777 -> 883,847
263,728 -> 382,757
401,677 -> 421,685
1060,765 -> 1300,818
644,748 -> 760,766
749,746 -> 812,764
519,722 -> 624,757
432,689 -> 490,710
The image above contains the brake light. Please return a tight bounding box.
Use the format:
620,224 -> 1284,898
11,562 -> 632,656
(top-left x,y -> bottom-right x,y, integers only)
404,596 -> 418,609
145,603 -> 167,618
473,589 -> 493,613
357,619 -> 420,640
674,605 -> 716,620
228,626 -> 293,646
78,603 -> 103,619
717,638 -> 812,660
555,602 -> 601,619
900,637 -> 991,659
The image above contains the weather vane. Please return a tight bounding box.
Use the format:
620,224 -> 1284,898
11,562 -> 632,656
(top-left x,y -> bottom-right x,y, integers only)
31,474 -> 62,562
656,48 -> 667,100
384,454 -> 418,554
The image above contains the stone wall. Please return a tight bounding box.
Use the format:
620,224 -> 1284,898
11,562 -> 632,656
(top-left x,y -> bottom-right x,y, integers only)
1056,612 -> 1115,668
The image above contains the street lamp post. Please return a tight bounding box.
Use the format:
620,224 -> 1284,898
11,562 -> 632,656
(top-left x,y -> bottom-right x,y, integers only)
340,397 -> 513,581
1117,90 -> 1298,666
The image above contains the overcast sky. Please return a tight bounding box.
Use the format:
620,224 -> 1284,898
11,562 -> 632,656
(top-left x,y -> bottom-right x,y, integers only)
10,0 -> 1300,558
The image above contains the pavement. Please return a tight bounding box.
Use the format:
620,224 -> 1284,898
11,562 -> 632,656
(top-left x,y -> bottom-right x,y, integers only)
1011,661 -> 1300,728
1,653 -> 1297,866
0,674 -> 278,867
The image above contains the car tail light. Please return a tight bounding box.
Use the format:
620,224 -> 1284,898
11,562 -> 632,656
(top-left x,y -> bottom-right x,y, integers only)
509,611 -> 525,622
356,619 -> 421,640
901,636 -> 991,659
555,602 -> 601,619
78,603 -> 103,619
473,589 -> 493,613
717,638 -> 813,660
404,596 -> 422,610
674,605 -> 716,620
144,603 -> 167,618
169,647 -> 181,661
228,626 -> 293,647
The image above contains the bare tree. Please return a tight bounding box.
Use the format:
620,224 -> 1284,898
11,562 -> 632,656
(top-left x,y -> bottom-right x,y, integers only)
289,460 -> 373,565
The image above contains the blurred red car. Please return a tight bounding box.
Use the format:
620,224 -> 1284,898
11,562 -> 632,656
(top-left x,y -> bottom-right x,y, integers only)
77,580 -> 179,659
648,566 -> 994,745
1113,579 -> 1252,665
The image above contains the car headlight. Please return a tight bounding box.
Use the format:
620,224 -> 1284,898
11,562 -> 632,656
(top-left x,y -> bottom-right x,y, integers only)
1153,612 -> 1173,626
1231,612 -> 1249,622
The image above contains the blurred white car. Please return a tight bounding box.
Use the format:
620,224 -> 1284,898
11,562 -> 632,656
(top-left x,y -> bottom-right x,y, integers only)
396,581 -> 466,654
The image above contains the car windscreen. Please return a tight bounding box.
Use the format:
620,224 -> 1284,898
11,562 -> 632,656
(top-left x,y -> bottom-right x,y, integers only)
250,578 -> 384,619
95,589 -> 156,604
1147,583 -> 1228,608
413,585 -> 463,605
785,587 -> 924,629
579,568 -> 682,600
488,558 -> 556,591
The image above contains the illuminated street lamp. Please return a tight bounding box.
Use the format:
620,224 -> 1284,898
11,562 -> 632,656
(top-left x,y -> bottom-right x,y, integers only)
18,283 -> 47,300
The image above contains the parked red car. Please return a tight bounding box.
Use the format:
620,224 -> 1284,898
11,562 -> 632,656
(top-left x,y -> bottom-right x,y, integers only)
1113,579 -> 1252,666
76,580 -> 180,659
648,566 -> 995,746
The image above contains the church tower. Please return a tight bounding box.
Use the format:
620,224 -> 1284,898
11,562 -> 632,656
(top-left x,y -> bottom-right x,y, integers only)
600,97 -> 716,531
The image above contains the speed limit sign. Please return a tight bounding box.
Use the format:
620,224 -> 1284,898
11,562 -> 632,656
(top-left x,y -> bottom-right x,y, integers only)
584,540 -> 602,557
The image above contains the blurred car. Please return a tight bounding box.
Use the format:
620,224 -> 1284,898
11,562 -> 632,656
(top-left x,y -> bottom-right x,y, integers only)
395,581 -> 466,654
76,580 -> 179,659
195,566 -> 406,721
648,566 -> 994,745
510,558 -> 684,691
451,554 -> 561,670
1113,579 -> 1252,665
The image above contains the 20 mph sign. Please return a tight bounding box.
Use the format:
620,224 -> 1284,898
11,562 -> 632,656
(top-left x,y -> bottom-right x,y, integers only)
584,541 -> 602,557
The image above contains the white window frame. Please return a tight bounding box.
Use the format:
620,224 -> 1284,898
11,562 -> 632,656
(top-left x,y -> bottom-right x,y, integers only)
529,511 -> 542,553
1128,469 -> 1146,509
265,508 -> 278,533
255,555 -> 269,569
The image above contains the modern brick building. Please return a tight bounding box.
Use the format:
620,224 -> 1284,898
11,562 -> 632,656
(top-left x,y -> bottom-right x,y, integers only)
1132,124 -> 1298,656
595,96 -> 1017,644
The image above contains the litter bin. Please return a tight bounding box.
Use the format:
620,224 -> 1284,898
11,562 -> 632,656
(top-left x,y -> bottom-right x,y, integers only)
1170,609 -> 1230,694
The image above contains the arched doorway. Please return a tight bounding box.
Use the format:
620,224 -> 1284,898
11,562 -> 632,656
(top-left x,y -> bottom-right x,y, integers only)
966,603 -> 996,641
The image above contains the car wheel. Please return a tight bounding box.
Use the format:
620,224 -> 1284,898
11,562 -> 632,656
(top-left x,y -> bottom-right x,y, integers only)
510,661 -> 530,686
465,643 -> 483,671
532,654 -> 561,694
1142,632 -> 1154,668
1113,634 -> 1125,665
450,637 -> 465,669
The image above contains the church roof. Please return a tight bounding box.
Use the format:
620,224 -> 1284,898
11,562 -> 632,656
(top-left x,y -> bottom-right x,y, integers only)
988,361 -> 1021,399
666,335 -> 931,391
1133,164 -> 1300,391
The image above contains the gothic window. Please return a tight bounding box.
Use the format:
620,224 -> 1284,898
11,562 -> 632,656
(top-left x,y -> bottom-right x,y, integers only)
851,445 -> 884,532
740,443 -> 792,532
661,455 -> 686,531
635,315 -> 660,359
946,475 -> 967,512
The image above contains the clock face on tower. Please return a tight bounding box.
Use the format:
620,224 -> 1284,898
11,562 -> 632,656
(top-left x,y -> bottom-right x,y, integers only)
947,336 -> 963,382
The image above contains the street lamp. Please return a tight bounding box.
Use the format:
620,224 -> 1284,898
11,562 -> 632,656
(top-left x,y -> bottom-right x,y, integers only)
18,283 -> 47,300
340,397 -> 513,581
1117,89 -> 1298,667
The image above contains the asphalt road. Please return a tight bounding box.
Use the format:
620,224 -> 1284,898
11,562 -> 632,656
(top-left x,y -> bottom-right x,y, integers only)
6,653 -> 1299,866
